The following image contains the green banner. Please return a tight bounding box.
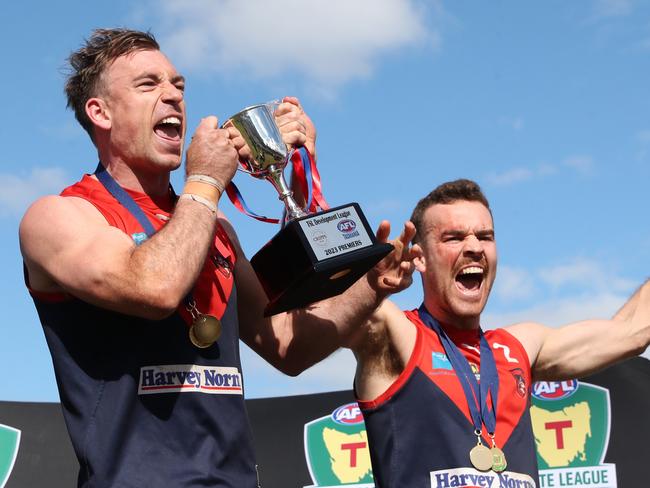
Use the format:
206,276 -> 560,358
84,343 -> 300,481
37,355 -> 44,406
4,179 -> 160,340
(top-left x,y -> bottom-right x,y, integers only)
0,424 -> 20,488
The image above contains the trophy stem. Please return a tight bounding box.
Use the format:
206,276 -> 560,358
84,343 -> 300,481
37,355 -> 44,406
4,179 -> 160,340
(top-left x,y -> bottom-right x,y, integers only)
266,165 -> 307,222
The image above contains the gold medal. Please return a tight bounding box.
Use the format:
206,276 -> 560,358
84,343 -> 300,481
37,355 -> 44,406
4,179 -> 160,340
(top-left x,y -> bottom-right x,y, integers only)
491,446 -> 507,472
189,314 -> 222,348
469,444 -> 493,472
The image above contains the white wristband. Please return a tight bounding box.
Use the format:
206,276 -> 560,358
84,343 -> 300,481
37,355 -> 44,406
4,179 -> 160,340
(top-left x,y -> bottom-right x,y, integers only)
179,193 -> 218,214
186,174 -> 225,194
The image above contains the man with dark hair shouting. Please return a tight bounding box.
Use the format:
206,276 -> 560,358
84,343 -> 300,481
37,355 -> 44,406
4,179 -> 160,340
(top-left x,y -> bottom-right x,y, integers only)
348,179 -> 649,487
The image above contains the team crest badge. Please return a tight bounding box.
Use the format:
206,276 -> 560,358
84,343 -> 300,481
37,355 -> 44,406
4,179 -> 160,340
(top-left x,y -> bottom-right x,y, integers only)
531,380 -> 617,487
304,402 -> 374,487
0,424 -> 20,488
510,368 -> 527,398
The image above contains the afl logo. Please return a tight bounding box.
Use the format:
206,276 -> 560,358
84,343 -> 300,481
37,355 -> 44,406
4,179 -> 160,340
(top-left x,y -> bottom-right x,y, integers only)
337,219 -> 357,233
331,403 -> 364,425
532,379 -> 579,401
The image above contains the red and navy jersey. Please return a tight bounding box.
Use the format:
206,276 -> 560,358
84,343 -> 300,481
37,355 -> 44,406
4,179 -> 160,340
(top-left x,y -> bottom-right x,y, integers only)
357,309 -> 539,488
28,175 -> 259,487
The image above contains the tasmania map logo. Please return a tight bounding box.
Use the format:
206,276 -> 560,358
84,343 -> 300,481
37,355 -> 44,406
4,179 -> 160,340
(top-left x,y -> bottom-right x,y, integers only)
531,380 -> 616,488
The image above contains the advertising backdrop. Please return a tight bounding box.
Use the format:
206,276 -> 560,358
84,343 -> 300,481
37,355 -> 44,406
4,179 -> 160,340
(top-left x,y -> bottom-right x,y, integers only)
1,357 -> 648,487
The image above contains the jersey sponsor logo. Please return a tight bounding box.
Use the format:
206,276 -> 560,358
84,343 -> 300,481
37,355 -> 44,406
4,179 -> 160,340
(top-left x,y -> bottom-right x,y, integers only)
131,232 -> 148,245
304,402 -> 374,487
432,352 -> 453,371
532,380 -> 578,401
531,380 -> 617,488
0,423 -> 21,488
429,467 -> 536,488
138,364 -> 243,395
332,403 -> 365,425
493,342 -> 519,363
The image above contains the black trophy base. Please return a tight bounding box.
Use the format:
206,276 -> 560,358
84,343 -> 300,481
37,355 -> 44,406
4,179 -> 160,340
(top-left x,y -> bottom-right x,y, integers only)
250,203 -> 393,316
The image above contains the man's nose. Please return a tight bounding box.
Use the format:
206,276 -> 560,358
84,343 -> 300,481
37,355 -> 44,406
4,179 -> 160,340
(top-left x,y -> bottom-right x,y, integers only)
162,82 -> 183,103
463,234 -> 483,255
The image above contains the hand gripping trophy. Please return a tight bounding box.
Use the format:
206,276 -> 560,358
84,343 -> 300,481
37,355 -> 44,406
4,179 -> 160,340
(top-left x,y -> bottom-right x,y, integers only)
226,102 -> 392,316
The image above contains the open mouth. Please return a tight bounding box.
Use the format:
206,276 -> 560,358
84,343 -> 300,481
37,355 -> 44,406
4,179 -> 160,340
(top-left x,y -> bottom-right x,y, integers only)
455,266 -> 484,293
154,116 -> 182,141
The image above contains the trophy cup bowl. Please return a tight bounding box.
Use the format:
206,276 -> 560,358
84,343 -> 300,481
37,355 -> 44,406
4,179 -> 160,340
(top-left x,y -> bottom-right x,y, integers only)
227,103 -> 306,222
226,103 -> 393,316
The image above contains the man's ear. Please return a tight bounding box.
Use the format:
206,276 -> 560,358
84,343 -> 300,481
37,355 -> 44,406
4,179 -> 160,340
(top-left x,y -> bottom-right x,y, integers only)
85,97 -> 111,131
412,243 -> 426,273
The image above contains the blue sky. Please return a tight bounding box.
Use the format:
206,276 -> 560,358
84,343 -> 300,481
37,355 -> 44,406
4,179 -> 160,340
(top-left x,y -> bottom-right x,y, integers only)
1,0 -> 648,402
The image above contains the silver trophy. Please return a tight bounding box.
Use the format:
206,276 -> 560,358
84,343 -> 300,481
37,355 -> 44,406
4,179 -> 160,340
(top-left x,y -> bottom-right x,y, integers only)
226,102 -> 306,222
225,101 -> 393,316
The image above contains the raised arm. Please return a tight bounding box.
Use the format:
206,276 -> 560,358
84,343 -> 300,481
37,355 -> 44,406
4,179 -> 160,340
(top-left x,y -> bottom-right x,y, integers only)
20,117 -> 239,319
508,279 -> 650,381
233,220 -> 417,376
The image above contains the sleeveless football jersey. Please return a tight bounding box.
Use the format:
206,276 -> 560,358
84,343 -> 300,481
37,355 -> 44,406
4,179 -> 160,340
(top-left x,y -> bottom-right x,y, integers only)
28,175 -> 258,487
357,309 -> 539,488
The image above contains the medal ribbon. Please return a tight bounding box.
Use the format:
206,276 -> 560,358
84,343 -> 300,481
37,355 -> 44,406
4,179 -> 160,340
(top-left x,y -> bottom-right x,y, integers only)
417,304 -> 499,437
290,146 -> 329,213
94,162 -> 200,314
95,162 -> 157,236
225,146 -> 328,223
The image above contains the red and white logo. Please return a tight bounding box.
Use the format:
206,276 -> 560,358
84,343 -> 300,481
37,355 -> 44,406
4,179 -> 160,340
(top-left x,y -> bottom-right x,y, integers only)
532,379 -> 578,400
331,403 -> 364,425
337,219 -> 357,233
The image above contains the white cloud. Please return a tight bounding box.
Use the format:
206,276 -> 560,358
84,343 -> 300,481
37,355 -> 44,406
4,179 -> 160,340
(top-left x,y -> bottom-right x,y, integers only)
592,0 -> 634,18
493,266 -> 536,301
0,167 -> 68,217
498,116 -> 525,131
148,0 -> 434,94
563,155 -> 594,174
537,257 -> 635,293
511,117 -> 524,131
638,129 -> 650,143
486,154 -> 594,187
486,167 -> 535,186
640,37 -> 650,50
537,163 -> 557,176
636,130 -> 650,162
484,292 -> 626,329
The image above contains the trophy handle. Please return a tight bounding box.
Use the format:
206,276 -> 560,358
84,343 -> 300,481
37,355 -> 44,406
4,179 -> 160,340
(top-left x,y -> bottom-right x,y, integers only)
236,162 -> 268,179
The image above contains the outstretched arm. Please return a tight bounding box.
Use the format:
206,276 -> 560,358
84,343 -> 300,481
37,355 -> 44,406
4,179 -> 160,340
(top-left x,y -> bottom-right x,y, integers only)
508,279 -> 650,381
233,220 -> 417,376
